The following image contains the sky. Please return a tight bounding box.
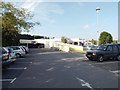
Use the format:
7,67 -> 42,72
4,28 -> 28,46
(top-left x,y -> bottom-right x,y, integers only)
12,1 -> 118,40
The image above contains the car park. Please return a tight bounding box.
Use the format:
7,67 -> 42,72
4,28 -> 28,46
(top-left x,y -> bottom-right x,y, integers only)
86,44 -> 120,62
9,46 -> 26,58
5,47 -> 16,63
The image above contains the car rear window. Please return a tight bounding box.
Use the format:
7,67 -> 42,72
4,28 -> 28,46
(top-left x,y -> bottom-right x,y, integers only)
2,48 -> 7,54
8,48 -> 13,53
0,48 -> 2,55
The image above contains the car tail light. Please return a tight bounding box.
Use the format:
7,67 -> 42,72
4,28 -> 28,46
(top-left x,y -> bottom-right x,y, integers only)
3,55 -> 8,59
21,48 -> 25,52
8,52 -> 11,57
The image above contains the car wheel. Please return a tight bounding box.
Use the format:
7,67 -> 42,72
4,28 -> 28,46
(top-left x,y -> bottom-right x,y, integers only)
117,55 -> 120,61
16,53 -> 21,58
97,55 -> 104,62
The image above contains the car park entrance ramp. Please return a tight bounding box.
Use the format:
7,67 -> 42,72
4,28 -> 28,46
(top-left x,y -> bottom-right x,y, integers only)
52,42 -> 70,52
50,42 -> 86,53
69,45 -> 86,53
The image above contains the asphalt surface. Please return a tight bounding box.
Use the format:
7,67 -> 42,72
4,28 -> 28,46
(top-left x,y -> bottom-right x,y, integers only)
2,48 -> 120,89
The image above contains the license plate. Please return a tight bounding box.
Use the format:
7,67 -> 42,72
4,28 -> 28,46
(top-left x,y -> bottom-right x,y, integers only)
13,58 -> 16,61
4,56 -> 8,59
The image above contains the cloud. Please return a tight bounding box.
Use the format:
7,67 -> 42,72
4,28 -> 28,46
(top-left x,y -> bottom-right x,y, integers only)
78,2 -> 84,7
83,25 -> 89,29
15,1 -> 64,24
20,0 -> 42,12
34,3 -> 64,24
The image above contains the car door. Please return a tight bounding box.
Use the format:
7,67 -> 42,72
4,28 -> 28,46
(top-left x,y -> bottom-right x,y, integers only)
112,45 -> 119,58
105,45 -> 113,59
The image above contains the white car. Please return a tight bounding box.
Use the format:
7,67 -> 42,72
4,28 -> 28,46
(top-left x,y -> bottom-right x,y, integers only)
10,46 -> 26,58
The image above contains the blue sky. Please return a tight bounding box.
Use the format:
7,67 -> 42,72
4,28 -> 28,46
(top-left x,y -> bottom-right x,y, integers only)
15,2 -> 118,40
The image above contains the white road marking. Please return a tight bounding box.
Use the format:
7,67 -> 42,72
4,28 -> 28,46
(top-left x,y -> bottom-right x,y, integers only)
95,61 -> 118,64
109,70 -> 120,73
76,77 -> 94,90
8,67 -> 27,70
0,79 -> 13,82
89,64 -> 92,65
0,78 -> 16,83
10,78 -> 16,83
16,62 -> 32,64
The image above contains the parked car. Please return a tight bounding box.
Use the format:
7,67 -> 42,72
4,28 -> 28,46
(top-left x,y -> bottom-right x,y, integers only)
87,45 -> 97,50
0,47 -> 2,63
87,45 -> 92,50
5,47 -> 16,63
21,46 -> 29,54
86,44 -> 120,62
90,45 -> 98,50
9,46 -> 26,58
1,47 -> 10,67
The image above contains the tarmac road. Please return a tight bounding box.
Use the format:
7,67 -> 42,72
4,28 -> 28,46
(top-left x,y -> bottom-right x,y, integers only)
2,48 -> 120,89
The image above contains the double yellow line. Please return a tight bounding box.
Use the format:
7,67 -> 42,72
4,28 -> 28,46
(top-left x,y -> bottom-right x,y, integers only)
69,47 -> 86,53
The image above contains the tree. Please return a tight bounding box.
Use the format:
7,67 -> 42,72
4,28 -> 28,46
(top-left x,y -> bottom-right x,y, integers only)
1,2 -> 40,46
61,37 -> 67,43
112,40 -> 118,44
89,39 -> 97,45
99,31 -> 113,45
106,34 -> 113,43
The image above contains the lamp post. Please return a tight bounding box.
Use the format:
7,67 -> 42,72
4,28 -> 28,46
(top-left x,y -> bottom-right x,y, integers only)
96,7 -> 100,45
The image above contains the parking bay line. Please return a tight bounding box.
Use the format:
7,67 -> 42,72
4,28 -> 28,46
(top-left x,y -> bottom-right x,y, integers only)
75,77 -> 95,90
0,78 -> 16,83
8,67 -> 27,70
109,70 -> 120,73
95,61 -> 118,64
16,62 -> 32,64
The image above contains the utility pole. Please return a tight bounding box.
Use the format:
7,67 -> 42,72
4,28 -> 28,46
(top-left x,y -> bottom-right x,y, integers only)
96,7 -> 100,45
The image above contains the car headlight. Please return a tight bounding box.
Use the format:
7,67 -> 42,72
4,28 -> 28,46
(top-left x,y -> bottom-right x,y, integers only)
93,53 -> 96,55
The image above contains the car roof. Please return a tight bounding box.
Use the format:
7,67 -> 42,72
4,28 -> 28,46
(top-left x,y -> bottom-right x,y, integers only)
103,44 -> 120,46
10,46 -> 22,47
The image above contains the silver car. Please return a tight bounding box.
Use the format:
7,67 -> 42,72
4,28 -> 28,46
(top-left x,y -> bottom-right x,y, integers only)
10,46 -> 26,58
4,47 -> 16,62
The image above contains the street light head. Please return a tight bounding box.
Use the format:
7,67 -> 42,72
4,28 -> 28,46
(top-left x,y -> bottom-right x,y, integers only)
96,7 -> 100,12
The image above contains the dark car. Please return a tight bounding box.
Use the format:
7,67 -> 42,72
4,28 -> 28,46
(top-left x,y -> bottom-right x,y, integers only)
86,44 -> 120,62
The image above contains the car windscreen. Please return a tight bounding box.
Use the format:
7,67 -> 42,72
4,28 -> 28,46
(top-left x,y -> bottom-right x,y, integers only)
96,45 -> 107,50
